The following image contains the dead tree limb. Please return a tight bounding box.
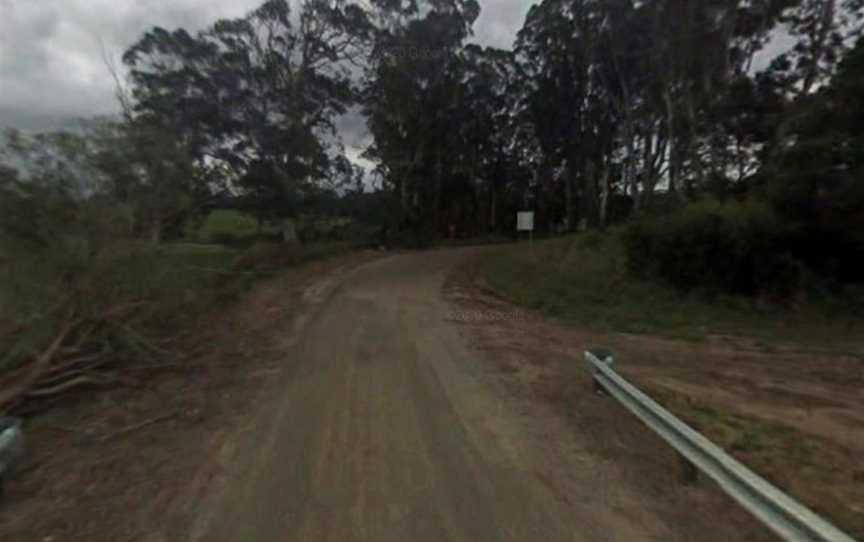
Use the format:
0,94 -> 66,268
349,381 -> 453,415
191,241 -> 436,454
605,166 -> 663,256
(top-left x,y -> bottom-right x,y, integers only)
99,412 -> 176,442
0,311 -> 76,414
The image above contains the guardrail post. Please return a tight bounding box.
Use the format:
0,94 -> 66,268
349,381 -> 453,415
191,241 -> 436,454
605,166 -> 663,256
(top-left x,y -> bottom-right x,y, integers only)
678,454 -> 699,485
588,349 -> 614,395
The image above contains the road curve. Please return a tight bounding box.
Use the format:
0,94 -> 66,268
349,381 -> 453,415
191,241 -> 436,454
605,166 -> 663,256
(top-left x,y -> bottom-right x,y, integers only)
190,249 -> 630,542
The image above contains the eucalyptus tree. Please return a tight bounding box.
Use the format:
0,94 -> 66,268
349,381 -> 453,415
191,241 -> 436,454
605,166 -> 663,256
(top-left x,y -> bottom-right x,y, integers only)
767,0 -> 864,97
123,0 -> 374,227
361,0 -> 480,237
761,36 -> 864,280
454,45 -> 528,233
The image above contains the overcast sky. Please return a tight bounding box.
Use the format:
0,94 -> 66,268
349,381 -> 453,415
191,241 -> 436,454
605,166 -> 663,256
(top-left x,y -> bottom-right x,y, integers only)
0,0 -> 529,168
0,0 -> 789,170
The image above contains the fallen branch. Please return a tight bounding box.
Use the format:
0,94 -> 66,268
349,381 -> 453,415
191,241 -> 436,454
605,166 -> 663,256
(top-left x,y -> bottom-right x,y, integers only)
99,412 -> 177,442
29,373 -> 116,398
65,321 -> 99,353
98,300 -> 152,320
0,293 -> 186,415
38,360 -> 114,388
114,323 -> 173,357
124,362 -> 185,372
124,360 -> 216,372
0,310 -> 77,414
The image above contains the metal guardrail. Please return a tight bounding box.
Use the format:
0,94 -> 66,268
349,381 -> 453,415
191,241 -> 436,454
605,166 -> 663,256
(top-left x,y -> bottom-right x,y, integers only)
584,350 -> 857,542
0,417 -> 24,496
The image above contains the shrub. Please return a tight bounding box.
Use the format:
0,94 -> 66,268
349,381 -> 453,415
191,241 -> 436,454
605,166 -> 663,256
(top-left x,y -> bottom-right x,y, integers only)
623,199 -> 801,297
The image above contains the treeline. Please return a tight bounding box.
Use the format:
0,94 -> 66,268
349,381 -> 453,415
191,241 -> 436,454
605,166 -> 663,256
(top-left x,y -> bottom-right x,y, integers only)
358,0 -> 864,295
3,0 -> 863,285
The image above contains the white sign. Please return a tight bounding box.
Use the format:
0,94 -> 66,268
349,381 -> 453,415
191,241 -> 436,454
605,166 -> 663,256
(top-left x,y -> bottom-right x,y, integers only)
517,212 -> 535,232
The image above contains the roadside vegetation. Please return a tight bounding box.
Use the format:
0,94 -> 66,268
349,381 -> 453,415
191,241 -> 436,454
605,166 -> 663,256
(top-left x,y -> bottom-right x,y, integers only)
467,231 -> 864,536
0,130 -> 363,415
0,211 -> 355,415
479,31 -> 864,351
479,229 -> 864,353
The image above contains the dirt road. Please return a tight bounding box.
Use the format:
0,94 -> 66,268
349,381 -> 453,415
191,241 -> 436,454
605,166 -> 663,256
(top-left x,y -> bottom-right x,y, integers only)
185,249 -> 674,542
1,248 -> 786,542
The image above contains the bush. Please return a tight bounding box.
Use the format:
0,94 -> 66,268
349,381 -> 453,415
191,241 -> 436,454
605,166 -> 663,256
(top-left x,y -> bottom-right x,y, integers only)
623,199 -> 801,297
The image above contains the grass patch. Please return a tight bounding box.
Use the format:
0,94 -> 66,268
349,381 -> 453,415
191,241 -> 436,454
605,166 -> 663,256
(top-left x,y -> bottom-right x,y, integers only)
654,390 -> 816,460
650,388 -> 864,538
187,210 -> 280,245
477,233 -> 864,352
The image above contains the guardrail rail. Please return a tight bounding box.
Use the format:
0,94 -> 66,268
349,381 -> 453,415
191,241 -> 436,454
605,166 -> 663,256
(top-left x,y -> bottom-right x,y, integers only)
584,350 -> 857,542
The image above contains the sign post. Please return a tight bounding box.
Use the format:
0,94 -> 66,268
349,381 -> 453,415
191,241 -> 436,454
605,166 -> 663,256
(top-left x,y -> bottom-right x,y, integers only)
517,212 -> 535,246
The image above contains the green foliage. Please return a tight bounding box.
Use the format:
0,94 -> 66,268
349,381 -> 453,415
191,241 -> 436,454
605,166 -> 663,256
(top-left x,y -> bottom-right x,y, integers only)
0,238 -> 234,372
189,210 -> 270,245
623,199 -> 800,297
1,120 -> 201,245
0,118 -> 356,383
763,37 -> 864,283
363,1 -> 499,237
123,0 -> 371,221
478,235 -> 864,352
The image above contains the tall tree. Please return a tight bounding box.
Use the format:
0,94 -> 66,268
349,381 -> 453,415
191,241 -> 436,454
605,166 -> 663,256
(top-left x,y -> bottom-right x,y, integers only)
123,0 -> 373,228
362,0 -> 480,237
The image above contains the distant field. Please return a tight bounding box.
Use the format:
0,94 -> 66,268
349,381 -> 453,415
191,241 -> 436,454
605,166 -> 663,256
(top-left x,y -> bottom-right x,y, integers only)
477,233 -> 864,354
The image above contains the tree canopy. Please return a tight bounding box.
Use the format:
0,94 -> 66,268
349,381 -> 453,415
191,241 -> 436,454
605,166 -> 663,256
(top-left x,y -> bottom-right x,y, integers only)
3,0 -> 863,284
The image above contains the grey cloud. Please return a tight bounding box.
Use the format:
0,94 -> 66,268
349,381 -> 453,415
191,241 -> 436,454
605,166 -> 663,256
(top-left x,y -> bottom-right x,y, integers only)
0,0 -> 263,130
0,0 -> 531,134
7,1 -> 799,173
471,0 -> 531,50
0,0 -> 802,137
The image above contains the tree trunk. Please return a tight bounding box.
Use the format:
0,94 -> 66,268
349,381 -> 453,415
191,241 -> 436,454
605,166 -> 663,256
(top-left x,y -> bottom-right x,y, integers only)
800,0 -> 836,97
149,220 -> 162,245
684,87 -> 705,195
566,155 -> 578,233
475,179 -> 487,236
599,161 -> 611,229
282,218 -> 299,245
581,159 -> 600,230
433,152 -> 443,237
489,183 -> 498,233
669,139 -> 681,197
664,90 -> 681,197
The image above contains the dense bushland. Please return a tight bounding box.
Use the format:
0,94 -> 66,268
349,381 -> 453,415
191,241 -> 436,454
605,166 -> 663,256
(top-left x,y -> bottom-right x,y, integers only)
623,200 -> 799,297
479,233 -> 863,349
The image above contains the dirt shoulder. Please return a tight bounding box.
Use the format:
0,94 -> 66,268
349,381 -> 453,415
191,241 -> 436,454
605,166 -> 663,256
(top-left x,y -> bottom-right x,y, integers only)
446,261 -> 864,540
0,250 -> 380,542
